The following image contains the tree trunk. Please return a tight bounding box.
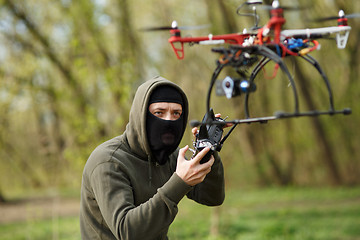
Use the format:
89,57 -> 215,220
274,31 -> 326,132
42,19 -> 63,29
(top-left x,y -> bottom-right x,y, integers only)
0,191 -> 5,203
294,60 -> 342,185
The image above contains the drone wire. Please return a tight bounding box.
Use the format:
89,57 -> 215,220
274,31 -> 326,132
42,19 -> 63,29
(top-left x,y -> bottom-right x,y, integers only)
262,63 -> 280,80
280,39 -> 319,57
260,39 -> 320,80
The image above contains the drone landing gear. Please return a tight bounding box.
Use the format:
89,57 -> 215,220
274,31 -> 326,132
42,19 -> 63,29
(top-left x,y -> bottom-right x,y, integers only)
192,44 -> 352,148
242,45 -> 351,121
275,108 -> 352,118
199,44 -> 351,137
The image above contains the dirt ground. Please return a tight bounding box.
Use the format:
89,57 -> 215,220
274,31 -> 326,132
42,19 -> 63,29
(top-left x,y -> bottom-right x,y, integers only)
0,197 -> 80,224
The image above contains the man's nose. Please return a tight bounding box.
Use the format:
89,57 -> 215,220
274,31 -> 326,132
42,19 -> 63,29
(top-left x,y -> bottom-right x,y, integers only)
163,112 -> 176,121
163,113 -> 172,121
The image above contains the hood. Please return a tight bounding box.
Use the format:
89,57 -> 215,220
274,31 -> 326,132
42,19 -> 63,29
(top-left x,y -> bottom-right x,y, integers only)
125,76 -> 189,161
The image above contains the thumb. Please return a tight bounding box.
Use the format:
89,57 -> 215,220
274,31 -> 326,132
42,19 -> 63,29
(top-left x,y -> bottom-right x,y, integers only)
179,145 -> 189,159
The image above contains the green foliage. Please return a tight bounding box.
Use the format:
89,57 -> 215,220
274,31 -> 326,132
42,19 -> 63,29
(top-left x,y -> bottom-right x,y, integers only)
1,187 -> 359,240
0,217 -> 80,240
0,0 -> 360,198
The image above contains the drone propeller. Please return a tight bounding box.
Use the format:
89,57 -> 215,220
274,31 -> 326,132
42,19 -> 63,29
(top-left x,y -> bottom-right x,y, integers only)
314,10 -> 360,22
140,21 -> 210,31
253,5 -> 305,11
140,26 -> 177,31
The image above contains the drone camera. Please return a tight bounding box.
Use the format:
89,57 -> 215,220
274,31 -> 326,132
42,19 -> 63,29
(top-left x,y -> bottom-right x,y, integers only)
216,76 -> 256,99
222,76 -> 237,99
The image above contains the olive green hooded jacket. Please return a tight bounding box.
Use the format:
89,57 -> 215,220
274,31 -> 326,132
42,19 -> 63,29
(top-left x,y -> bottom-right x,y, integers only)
80,76 -> 225,239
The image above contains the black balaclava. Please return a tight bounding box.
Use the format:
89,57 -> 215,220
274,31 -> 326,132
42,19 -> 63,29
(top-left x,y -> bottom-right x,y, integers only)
146,85 -> 184,165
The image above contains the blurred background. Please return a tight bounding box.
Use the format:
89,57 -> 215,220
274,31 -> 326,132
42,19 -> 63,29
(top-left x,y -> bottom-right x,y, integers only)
0,0 -> 359,239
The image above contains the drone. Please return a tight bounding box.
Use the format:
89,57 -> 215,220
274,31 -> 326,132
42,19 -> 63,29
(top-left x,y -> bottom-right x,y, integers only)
143,0 -> 354,161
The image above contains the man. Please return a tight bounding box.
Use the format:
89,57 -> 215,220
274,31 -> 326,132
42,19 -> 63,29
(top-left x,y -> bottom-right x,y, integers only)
80,76 -> 225,239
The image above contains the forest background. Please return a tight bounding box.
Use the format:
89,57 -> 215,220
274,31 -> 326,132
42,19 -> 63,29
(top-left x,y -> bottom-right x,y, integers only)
0,0 -> 359,202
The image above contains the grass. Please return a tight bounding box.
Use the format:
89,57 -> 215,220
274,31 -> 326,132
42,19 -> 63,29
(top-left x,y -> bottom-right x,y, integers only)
0,216 -> 80,240
0,187 -> 359,240
168,187 -> 360,240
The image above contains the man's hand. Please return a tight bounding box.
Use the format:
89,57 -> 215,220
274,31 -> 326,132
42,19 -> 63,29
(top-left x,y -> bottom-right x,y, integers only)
175,145 -> 215,186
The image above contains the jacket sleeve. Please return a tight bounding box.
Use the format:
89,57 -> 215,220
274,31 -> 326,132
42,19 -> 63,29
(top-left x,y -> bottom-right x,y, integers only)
90,162 -> 192,240
186,151 -> 225,206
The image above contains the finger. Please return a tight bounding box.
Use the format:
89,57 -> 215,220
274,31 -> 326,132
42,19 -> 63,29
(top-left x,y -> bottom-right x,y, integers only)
208,155 -> 215,166
197,156 -> 214,175
214,113 -> 233,128
215,113 -> 230,127
191,127 -> 198,137
201,155 -> 215,169
192,147 -> 211,164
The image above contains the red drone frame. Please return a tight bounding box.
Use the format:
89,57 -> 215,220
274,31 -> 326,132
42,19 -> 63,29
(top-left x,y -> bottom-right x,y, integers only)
143,0 -> 353,151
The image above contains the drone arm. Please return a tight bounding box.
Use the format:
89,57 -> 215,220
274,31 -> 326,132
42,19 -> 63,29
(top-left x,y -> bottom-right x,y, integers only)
169,34 -> 248,45
281,26 -> 351,49
168,33 -> 250,59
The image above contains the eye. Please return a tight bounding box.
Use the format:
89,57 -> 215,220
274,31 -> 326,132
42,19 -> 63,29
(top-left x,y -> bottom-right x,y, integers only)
153,111 -> 163,116
173,111 -> 182,118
